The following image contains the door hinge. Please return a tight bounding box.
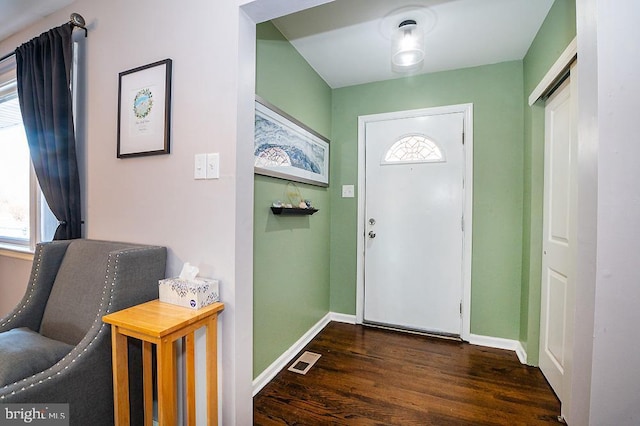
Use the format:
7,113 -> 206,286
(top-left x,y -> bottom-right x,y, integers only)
462,130 -> 465,145
460,301 -> 463,317
461,216 -> 464,232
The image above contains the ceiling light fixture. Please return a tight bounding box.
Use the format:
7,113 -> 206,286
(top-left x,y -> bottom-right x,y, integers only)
391,19 -> 425,72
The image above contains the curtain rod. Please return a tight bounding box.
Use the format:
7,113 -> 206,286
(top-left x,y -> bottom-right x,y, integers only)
0,52 -> 14,64
0,12 -> 87,63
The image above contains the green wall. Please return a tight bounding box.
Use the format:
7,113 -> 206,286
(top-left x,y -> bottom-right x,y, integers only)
254,0 -> 576,378
330,62 -> 525,339
520,0 -> 576,365
254,22 -> 332,377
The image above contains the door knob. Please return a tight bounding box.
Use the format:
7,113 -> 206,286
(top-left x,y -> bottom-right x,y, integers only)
368,231 -> 376,239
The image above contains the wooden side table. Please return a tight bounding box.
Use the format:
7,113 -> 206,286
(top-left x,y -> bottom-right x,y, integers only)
103,300 -> 224,426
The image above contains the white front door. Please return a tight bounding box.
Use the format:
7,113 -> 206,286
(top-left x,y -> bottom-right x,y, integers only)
539,68 -> 577,416
363,110 -> 466,335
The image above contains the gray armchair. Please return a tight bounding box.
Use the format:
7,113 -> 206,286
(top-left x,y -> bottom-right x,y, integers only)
0,239 -> 166,425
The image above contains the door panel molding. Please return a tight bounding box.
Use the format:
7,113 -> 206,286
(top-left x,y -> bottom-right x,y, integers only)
356,103 -> 473,341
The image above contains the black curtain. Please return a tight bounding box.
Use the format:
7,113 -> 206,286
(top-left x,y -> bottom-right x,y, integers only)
15,23 -> 81,240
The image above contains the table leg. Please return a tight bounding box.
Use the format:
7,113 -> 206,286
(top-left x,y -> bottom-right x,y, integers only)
206,316 -> 218,426
111,326 -> 130,426
185,332 -> 196,426
157,337 -> 177,425
142,341 -> 153,426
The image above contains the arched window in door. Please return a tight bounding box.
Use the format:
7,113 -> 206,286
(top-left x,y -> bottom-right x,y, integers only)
382,134 -> 445,164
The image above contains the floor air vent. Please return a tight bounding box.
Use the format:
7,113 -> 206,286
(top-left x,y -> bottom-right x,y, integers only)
287,351 -> 321,375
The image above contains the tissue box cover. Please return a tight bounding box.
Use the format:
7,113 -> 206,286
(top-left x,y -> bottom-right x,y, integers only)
158,277 -> 219,309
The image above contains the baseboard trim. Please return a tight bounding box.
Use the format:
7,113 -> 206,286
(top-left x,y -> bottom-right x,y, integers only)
329,312 -> 356,324
514,341 -> 528,364
468,334 -> 528,364
253,313 -> 331,396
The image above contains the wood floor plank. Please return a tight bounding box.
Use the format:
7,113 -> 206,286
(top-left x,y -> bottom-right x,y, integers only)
254,322 -> 561,425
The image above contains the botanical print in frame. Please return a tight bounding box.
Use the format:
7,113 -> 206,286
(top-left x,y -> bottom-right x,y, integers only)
117,59 -> 172,158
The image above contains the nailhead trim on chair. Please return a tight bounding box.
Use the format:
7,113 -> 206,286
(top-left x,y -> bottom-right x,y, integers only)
0,246 -> 156,398
0,245 -> 44,329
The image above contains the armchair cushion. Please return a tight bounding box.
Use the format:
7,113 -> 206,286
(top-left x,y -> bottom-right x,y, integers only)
0,327 -> 73,387
39,240 -> 126,345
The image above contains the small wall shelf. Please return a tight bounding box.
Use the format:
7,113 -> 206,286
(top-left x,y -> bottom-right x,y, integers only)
271,207 -> 318,216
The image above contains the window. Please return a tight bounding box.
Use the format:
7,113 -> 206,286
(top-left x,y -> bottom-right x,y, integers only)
0,60 -> 56,251
382,134 -> 445,164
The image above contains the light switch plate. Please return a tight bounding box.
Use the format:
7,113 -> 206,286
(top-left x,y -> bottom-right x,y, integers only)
194,154 -> 206,179
206,153 -> 220,179
342,184 -> 355,198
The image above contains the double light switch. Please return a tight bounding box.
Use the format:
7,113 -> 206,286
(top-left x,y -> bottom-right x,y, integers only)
195,153 -> 220,180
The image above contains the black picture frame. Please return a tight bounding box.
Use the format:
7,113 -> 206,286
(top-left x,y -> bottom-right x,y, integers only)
117,59 -> 172,158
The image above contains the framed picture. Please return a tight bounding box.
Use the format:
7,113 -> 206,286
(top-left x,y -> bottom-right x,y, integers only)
117,59 -> 172,158
254,96 -> 330,187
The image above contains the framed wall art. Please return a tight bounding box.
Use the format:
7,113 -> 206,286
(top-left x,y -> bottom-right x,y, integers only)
254,96 -> 330,187
117,59 -> 172,158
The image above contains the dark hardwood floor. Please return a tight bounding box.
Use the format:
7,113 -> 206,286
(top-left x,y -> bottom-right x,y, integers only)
254,322 -> 561,425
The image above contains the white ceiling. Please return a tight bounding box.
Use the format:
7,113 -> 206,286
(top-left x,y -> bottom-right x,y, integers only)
272,0 -> 555,88
0,0 -> 75,43
1,0 -> 554,89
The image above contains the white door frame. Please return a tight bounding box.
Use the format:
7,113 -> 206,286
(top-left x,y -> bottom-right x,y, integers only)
356,103 -> 474,341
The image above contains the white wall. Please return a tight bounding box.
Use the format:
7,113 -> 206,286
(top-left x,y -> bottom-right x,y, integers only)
573,0 -> 640,424
0,0 -> 254,423
588,1 -> 640,424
